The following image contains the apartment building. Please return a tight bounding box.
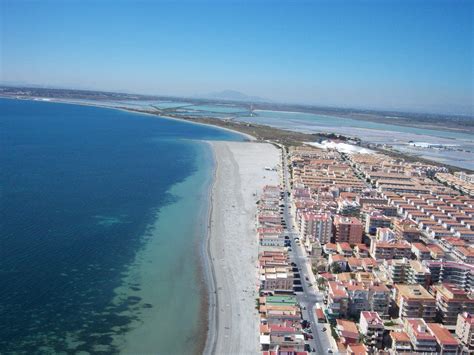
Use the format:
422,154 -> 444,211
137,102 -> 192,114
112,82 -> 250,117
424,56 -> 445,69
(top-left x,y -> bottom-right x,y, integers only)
427,323 -> 460,355
298,211 -> 332,244
328,280 -> 390,319
424,260 -> 474,292
411,242 -> 431,261
337,198 -> 361,217
359,311 -> 384,350
395,284 -> 436,321
404,318 -> 437,353
336,319 -> 360,346
260,266 -> 294,291
345,282 -> 369,317
392,218 -> 421,243
337,242 -> 353,257
390,331 -> 412,353
365,212 -> 392,235
385,259 -> 410,284
382,258 -> 431,287
333,215 -> 364,244
370,240 -> 412,260
454,246 -> 474,264
433,283 -> 474,325
375,227 -> 396,242
456,312 -> 474,353
259,251 -> 294,292
369,283 -> 391,317
407,260 -> 431,288
327,281 -> 349,321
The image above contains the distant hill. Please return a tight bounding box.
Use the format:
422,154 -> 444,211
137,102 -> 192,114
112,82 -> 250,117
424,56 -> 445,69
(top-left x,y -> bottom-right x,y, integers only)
200,90 -> 267,102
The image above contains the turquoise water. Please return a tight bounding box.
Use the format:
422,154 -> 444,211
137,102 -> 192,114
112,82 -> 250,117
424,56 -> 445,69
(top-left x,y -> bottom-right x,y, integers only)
152,101 -> 194,109
0,98 -> 242,353
186,104 -> 249,114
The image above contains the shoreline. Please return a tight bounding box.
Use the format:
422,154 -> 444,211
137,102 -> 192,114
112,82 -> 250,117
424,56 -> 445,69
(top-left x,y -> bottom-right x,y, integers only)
0,96 -> 257,142
201,143 -> 218,355
3,96 -> 472,173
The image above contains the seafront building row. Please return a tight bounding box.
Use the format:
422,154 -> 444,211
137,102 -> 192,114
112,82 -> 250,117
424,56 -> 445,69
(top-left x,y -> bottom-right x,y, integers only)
275,144 -> 474,354
256,185 -> 311,353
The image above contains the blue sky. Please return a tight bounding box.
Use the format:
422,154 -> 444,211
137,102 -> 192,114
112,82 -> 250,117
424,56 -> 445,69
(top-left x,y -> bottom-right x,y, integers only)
1,0 -> 473,114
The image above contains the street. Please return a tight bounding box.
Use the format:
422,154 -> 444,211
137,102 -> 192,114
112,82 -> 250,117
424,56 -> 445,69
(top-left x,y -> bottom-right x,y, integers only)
277,144 -> 334,354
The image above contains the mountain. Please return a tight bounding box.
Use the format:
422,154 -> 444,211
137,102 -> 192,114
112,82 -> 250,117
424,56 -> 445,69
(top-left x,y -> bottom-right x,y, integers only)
200,90 -> 268,102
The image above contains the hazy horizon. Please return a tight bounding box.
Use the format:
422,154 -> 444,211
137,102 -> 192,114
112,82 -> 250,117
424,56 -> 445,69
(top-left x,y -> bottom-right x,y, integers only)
1,0 -> 473,115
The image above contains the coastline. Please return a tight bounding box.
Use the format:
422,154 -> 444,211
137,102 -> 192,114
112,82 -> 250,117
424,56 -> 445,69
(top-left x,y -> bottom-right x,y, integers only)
201,145 -> 218,355
204,141 -> 280,354
0,96 -> 256,141
3,96 -> 265,354
4,96 -> 471,173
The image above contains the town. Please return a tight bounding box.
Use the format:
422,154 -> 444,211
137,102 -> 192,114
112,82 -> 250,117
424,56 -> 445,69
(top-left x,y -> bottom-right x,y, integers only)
255,142 -> 474,355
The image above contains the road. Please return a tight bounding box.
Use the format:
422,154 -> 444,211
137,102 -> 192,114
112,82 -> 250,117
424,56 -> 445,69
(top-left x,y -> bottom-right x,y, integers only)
277,144 -> 334,354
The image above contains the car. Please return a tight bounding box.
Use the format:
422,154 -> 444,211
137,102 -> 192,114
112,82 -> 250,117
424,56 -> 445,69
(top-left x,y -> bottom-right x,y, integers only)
322,327 -> 327,332
305,276 -> 309,281
327,349 -> 333,354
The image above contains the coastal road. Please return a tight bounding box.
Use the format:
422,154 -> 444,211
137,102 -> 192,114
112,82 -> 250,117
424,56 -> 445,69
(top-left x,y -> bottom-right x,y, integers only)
278,145 -> 333,354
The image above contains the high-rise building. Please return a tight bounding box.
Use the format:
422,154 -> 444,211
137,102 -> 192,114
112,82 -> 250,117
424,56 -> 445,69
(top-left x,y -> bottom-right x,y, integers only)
333,215 -> 363,244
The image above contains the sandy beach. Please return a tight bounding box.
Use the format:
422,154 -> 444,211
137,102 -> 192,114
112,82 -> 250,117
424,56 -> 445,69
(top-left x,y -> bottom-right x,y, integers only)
204,141 -> 280,355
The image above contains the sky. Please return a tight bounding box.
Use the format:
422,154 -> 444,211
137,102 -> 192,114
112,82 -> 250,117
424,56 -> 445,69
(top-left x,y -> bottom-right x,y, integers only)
1,0 -> 473,115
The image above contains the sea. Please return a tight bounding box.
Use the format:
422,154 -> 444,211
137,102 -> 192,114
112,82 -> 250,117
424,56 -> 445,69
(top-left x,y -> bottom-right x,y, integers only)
0,98 -> 243,353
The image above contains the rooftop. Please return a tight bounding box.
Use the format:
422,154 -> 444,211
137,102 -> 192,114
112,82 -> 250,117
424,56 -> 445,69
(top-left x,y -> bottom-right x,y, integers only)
360,311 -> 383,326
395,284 -> 434,301
390,331 -> 410,343
427,323 -> 459,346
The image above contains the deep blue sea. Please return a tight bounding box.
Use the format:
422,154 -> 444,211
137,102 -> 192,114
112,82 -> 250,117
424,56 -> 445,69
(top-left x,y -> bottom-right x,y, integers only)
0,98 -> 242,353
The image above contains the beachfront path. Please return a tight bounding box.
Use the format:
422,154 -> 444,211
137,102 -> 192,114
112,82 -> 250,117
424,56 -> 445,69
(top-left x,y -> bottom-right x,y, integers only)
207,141 -> 280,355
